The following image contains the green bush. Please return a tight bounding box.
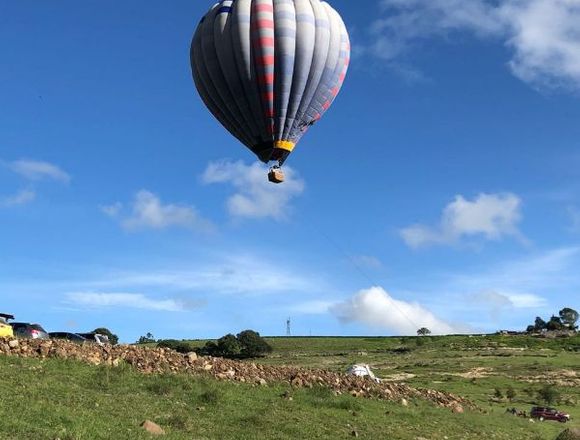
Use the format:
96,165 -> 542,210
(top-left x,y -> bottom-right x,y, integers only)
197,330 -> 272,359
537,384 -> 560,405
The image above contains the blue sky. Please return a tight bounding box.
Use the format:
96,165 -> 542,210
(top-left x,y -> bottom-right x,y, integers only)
1,0 -> 579,343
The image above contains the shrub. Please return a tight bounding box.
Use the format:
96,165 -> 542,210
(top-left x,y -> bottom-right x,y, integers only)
494,388 -> 504,399
506,386 -> 517,401
199,330 -> 272,359
537,384 -> 560,405
237,330 -> 272,358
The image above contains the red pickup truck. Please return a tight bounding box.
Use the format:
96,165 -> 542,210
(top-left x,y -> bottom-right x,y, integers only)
531,407 -> 570,423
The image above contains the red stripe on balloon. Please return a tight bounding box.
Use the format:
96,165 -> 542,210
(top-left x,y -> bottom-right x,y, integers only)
259,73 -> 275,85
257,55 -> 275,66
255,4 -> 274,13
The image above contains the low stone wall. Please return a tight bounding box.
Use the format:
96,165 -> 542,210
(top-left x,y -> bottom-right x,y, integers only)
0,338 -> 472,410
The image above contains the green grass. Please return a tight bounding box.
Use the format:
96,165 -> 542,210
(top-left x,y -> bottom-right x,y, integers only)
1,334 -> 578,439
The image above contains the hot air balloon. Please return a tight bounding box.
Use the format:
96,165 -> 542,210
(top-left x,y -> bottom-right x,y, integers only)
191,0 -> 350,183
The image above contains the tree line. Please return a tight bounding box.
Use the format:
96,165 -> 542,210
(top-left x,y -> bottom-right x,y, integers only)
526,307 -> 578,333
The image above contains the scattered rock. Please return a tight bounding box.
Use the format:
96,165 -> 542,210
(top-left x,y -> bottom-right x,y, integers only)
351,430 -> 359,437
555,428 -> 580,440
452,405 -> 464,414
140,420 -> 165,436
0,338 -> 474,410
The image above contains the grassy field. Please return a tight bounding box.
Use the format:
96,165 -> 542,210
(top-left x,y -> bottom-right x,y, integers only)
0,334 -> 578,439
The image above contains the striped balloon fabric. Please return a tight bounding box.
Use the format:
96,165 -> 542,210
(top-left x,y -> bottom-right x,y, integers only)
191,0 -> 350,166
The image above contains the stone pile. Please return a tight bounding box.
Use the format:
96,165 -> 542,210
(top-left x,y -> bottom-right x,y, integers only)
0,338 -> 472,410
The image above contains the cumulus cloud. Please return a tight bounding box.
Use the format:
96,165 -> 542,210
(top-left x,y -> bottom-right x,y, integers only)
1,189 -> 36,207
400,193 -> 524,248
368,0 -> 580,91
331,286 -> 465,335
202,160 -> 305,220
103,190 -> 214,233
8,159 -> 70,183
66,292 -> 202,312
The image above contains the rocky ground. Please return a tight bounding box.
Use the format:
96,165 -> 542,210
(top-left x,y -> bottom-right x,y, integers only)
0,338 -> 472,411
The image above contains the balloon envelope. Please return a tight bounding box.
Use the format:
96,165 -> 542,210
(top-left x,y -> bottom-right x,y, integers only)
191,0 -> 350,165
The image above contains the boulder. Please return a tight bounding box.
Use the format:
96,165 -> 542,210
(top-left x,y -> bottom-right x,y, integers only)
140,420 -> 165,436
556,428 -> 580,440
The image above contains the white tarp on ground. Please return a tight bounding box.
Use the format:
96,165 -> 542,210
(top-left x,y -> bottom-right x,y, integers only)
347,364 -> 381,383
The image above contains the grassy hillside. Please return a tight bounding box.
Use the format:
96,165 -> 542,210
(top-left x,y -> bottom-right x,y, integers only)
0,334 -> 577,439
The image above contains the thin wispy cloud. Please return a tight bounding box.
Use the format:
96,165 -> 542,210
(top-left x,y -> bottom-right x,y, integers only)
8,159 -> 70,183
331,286 -> 468,335
91,255 -> 323,297
366,0 -> 580,91
202,160 -> 305,221
66,292 -> 200,312
1,189 -> 36,207
400,193 -> 524,248
103,190 -> 215,233
288,300 -> 336,315
351,255 -> 384,270
568,206 -> 580,233
447,247 -> 580,294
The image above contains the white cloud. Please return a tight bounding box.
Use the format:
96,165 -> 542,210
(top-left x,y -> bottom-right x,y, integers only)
468,290 -> 547,314
331,286 -> 466,335
1,189 -> 36,207
104,190 -> 214,233
351,255 -> 384,270
202,160 -> 305,220
100,202 -> 122,218
66,292 -> 195,312
449,247 -> 580,293
369,0 -> 580,91
8,159 -> 70,183
400,193 -> 524,248
90,254 -> 323,297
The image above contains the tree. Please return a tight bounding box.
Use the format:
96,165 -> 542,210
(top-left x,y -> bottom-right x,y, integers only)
559,307 -> 579,330
533,317 -> 547,332
216,334 -> 241,357
137,332 -> 156,344
93,328 -> 119,345
417,328 -> 432,336
237,330 -> 272,358
546,316 -> 564,331
506,386 -> 517,401
537,385 -> 560,405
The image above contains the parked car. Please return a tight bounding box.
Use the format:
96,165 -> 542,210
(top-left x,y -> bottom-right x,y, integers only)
530,407 -> 570,422
0,314 -> 14,338
10,323 -> 50,340
48,332 -> 87,344
77,333 -> 110,346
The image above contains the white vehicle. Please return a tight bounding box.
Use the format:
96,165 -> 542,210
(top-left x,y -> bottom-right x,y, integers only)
347,364 -> 381,383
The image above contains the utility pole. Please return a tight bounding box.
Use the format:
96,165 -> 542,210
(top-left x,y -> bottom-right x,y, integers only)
286,317 -> 291,337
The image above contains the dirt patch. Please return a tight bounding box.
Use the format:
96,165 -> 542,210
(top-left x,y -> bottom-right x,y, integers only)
381,373 -> 417,382
516,369 -> 580,387
0,338 -> 474,409
447,367 -> 494,379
